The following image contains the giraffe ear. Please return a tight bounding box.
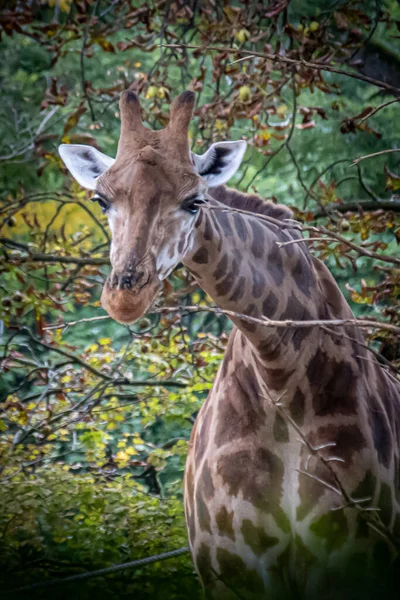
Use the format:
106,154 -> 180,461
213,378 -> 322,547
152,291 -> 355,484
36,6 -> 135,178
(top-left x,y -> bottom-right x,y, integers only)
58,144 -> 115,190
192,140 -> 247,187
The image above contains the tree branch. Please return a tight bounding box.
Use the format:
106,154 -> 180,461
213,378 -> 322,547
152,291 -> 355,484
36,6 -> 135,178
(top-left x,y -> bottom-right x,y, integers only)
351,149 -> 400,166
152,305 -> 400,335
0,237 -> 109,266
163,44 -> 400,95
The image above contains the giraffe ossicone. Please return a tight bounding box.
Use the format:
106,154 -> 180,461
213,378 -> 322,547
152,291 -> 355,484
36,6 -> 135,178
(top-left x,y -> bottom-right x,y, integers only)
59,88 -> 400,599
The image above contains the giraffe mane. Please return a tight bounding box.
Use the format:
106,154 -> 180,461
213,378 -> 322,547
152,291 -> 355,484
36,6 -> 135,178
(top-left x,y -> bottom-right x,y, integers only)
209,185 -> 293,222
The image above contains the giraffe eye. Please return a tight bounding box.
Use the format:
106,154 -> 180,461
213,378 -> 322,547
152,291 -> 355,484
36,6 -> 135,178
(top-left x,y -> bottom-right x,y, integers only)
91,195 -> 110,214
181,196 -> 205,214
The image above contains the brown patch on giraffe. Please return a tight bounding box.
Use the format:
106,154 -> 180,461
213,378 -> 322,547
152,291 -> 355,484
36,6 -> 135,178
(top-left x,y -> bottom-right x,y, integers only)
262,290 -> 279,316
268,241 -> 284,286
200,460 -> 215,500
197,493 -> 212,533
213,254 -> 228,281
233,213 -> 247,242
242,302 -> 258,333
216,547 -> 265,594
378,483 -> 393,527
217,447 -> 284,514
289,387 -> 306,426
196,543 -> 213,586
215,364 -> 263,447
215,506 -> 235,540
292,256 -> 314,297
203,213 -> 213,241
195,405 -> 213,466
280,294 -> 312,351
307,349 -> 357,416
367,395 -> 392,468
308,424 -> 366,466
228,276 -> 245,302
192,247 -> 209,264
241,519 -> 279,555
215,259 -> 238,297
265,366 -> 294,391
273,411 -> 289,442
293,534 -> 317,567
249,219 -> 265,259
310,509 -> 349,551
250,264 -> 266,299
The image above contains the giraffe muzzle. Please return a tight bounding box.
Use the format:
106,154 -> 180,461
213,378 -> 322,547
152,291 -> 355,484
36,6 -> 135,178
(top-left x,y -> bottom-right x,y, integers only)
101,268 -> 159,325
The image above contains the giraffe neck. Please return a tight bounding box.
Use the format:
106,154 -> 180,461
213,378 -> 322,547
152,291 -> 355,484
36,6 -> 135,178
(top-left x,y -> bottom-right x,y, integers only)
183,187 -> 400,599
183,186 -> 358,382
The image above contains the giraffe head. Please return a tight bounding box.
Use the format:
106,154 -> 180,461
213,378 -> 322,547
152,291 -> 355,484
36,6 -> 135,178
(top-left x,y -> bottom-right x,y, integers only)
59,89 -> 246,323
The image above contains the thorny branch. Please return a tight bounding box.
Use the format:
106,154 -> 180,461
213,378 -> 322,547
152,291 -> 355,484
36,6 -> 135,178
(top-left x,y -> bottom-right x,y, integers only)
265,389 -> 400,552
153,305 -> 400,336
205,205 -> 400,267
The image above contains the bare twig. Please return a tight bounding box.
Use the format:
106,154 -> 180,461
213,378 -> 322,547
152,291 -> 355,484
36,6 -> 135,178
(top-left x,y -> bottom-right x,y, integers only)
43,315 -> 110,330
358,99 -> 399,124
80,0 -> 100,121
153,305 -> 400,336
351,149 -> 400,166
264,390 -> 400,551
204,204 -> 400,266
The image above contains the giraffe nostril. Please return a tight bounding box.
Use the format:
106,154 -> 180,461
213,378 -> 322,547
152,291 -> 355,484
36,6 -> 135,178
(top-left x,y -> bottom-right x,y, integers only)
119,275 -> 132,290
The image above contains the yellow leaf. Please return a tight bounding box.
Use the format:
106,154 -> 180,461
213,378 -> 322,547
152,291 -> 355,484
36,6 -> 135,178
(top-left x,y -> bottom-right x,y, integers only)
116,450 -> 129,461
126,447 -> 138,456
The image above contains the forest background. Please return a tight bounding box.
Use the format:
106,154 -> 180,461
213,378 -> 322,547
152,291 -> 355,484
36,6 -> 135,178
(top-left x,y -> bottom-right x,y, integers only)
0,0 -> 400,598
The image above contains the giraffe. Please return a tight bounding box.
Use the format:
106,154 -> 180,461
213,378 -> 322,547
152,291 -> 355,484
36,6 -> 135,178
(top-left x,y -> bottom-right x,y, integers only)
59,88 -> 400,599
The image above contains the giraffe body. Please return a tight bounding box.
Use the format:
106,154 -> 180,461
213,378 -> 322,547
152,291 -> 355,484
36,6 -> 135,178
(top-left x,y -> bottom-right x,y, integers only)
59,89 -> 400,599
